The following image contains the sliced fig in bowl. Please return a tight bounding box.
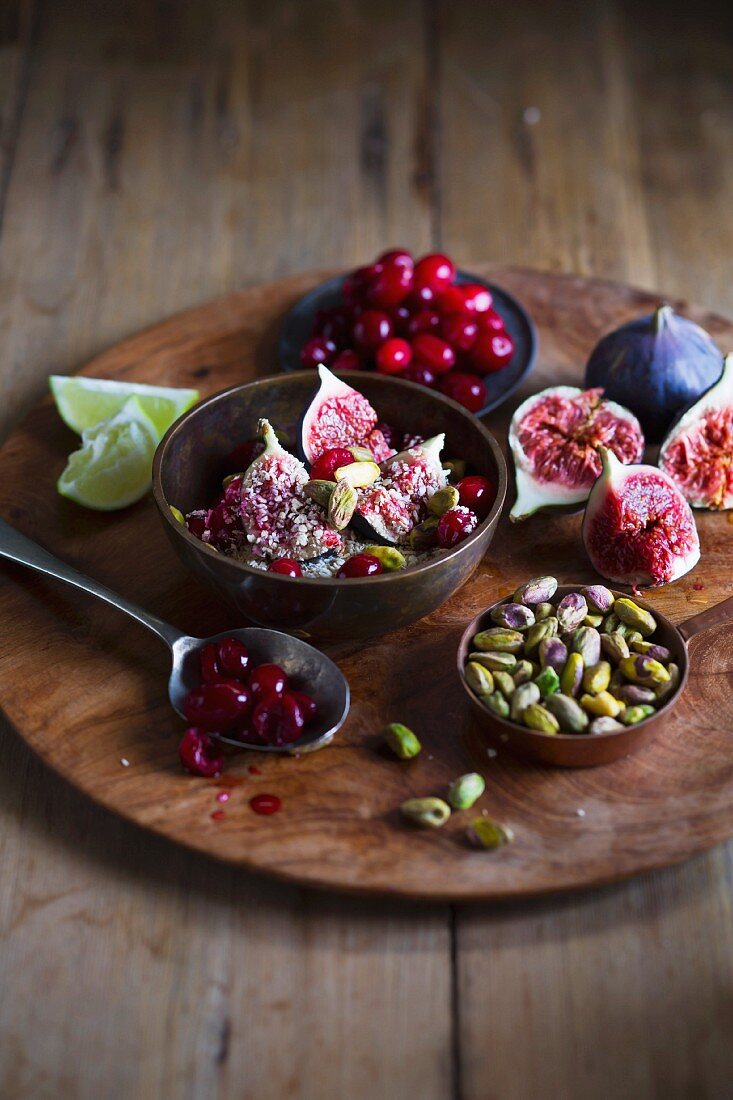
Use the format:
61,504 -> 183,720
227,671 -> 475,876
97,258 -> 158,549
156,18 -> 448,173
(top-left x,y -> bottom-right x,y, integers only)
583,447 -> 700,587
353,434 -> 448,545
658,353 -> 733,509
509,386 -> 645,522
237,419 -> 343,560
300,364 -> 393,465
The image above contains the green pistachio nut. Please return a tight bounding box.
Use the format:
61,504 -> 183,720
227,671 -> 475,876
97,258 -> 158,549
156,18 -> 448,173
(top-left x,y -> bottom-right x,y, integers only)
510,681 -> 540,722
482,691 -> 510,719
512,659 -> 535,686
473,628 -> 525,654
544,692 -> 589,733
600,632 -> 630,664
583,613 -> 604,628
613,597 -> 656,637
582,660 -> 612,695
467,817 -> 514,849
383,722 -> 422,759
619,704 -> 656,726
169,505 -> 186,525
589,715 -> 624,735
304,479 -> 336,508
443,458 -> 467,483
524,618 -> 558,656
539,636 -> 567,672
410,515 -> 440,550
615,624 -> 643,645
493,671 -> 516,699
602,613 -> 620,634
401,797 -> 451,828
468,650 -> 517,673
447,772 -> 486,810
523,703 -> 560,734
427,485 -> 460,517
560,652 -> 584,697
631,639 -> 671,662
579,691 -> 624,718
654,662 -> 680,704
514,576 -> 558,606
608,668 -> 625,693
616,684 -> 656,705
534,602 -> 555,621
556,592 -> 588,633
582,584 -> 615,613
464,661 -> 495,696
348,445 -> 376,462
619,655 -> 670,686
491,602 -> 536,630
333,460 -> 381,489
534,666 -> 560,698
363,545 -> 406,572
328,478 -> 358,530
571,626 -> 601,667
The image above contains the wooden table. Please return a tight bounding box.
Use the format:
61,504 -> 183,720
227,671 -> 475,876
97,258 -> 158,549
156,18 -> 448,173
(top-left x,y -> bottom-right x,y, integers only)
1,2 -> 732,1096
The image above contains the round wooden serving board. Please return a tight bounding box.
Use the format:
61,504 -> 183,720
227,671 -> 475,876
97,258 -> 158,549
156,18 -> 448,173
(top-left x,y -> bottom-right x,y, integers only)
1,266 -> 733,901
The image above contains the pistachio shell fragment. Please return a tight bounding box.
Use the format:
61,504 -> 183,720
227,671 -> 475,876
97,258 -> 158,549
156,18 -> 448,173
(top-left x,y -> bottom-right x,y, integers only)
491,602 -> 536,630
560,652 -> 584,697
468,651 -> 517,673
523,702 -> 560,734
619,704 -> 656,726
401,797 -> 451,828
619,655 -> 670,686
556,592 -> 588,633
544,693 -> 589,733
473,628 -> 525,654
614,598 -> 656,637
467,817 -> 514,849
515,576 -> 558,606
328,478 -> 358,530
334,459 -> 381,488
579,691 -> 624,718
363,545 -> 406,571
582,660 -> 612,695
582,584 -> 615,613
427,485 -> 460,517
409,516 -> 439,550
465,662 -> 495,695
600,632 -> 630,664
589,716 -> 624,735
384,722 -> 422,759
539,637 -> 567,673
510,681 -> 540,722
447,772 -> 486,810
572,626 -> 601,667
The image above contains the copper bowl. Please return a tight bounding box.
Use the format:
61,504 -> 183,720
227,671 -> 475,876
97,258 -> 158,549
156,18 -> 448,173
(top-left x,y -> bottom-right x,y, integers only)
153,371 -> 507,642
456,584 -> 731,767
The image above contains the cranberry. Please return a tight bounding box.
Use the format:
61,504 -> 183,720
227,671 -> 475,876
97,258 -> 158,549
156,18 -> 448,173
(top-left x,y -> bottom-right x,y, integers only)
413,253 -> 456,295
457,475 -> 495,518
412,333 -> 456,375
478,308 -> 506,334
250,694 -> 305,745
207,501 -> 232,545
461,283 -> 492,313
217,637 -> 251,679
367,265 -> 412,309
376,337 -> 412,375
402,362 -> 437,387
438,372 -> 487,413
390,304 -> 412,335
407,284 -> 438,309
288,690 -> 318,723
179,728 -> 224,777
331,349 -> 362,372
377,248 -> 414,273
440,313 -> 478,351
300,336 -> 336,370
224,439 -> 263,472
199,642 -> 222,683
336,553 -> 384,578
310,447 -> 355,482
268,558 -> 303,577
186,511 -> 208,540
436,507 -> 478,548
318,308 -> 351,347
438,285 -> 471,315
183,680 -> 252,730
470,332 -> 514,374
249,663 -> 288,699
353,309 -> 392,352
406,309 -> 441,337
342,265 -> 377,305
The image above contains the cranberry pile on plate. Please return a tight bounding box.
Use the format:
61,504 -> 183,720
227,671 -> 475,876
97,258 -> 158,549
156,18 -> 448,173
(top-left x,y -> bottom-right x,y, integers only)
178,636 -> 319,775
299,249 -> 515,412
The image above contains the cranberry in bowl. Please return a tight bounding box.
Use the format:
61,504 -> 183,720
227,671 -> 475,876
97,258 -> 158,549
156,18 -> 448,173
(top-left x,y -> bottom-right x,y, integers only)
153,372 -> 507,642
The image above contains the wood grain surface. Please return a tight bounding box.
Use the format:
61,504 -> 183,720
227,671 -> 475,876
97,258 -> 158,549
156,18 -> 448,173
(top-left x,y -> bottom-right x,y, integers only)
3,264 -> 733,901
1,1 -> 732,1097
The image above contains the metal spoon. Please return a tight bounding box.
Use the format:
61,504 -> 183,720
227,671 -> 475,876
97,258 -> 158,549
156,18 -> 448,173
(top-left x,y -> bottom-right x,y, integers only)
0,518 -> 349,754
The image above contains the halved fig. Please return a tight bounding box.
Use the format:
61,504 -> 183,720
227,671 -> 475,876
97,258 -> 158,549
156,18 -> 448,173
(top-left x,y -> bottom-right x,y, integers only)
353,434 -> 447,545
659,353 -> 733,509
583,447 -> 700,587
509,386 -> 645,522
237,419 -> 343,560
300,364 -> 393,465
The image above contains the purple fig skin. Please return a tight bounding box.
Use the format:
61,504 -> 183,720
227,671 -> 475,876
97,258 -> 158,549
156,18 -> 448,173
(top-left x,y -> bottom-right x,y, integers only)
582,585 -> 615,613
556,592 -> 588,633
584,305 -> 722,443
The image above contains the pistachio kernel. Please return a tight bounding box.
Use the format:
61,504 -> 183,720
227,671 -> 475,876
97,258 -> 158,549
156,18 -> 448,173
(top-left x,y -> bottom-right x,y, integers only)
493,671 -> 516,699
582,660 -> 612,695
619,654 -> 670,686
534,602 -> 555,621
468,651 -> 517,673
467,817 -> 514,849
482,691 -> 510,718
589,715 -> 624,735
579,691 -> 624,718
348,445 -> 376,462
383,722 -> 422,759
523,702 -> 560,734
582,584 -> 615,613
333,460 -> 381,489
427,485 -> 460,517
560,652 -> 584,697
328,478 -> 358,530
447,772 -> 486,810
400,797 -> 451,828
544,692 -> 589,733
491,602 -> 536,630
514,576 -> 558,606
409,515 -> 439,550
464,661 -> 495,696
613,598 -> 657,637
473,628 -> 525,654
556,592 -> 588,633
534,666 -> 560,698
362,545 -> 406,572
443,458 -> 467,483
510,681 -> 540,722
169,505 -> 185,525
304,479 -> 336,507
619,704 -> 656,726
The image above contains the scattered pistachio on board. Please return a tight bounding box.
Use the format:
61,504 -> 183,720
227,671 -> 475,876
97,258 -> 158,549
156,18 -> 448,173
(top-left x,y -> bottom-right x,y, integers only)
400,797 -> 451,828
462,579 -> 679,735
467,818 -> 514,849
383,723 -> 422,759
447,773 -> 486,810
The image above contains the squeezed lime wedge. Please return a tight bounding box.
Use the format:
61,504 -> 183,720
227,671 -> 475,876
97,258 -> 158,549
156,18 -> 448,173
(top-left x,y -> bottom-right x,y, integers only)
57,396 -> 160,511
50,375 -> 198,436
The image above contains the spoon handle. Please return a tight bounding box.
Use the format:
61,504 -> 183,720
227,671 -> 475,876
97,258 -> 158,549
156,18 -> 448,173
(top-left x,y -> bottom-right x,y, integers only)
678,593 -> 733,643
0,517 -> 183,649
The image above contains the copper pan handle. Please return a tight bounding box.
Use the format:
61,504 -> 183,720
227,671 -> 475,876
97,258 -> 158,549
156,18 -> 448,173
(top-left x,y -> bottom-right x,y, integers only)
678,594 -> 733,642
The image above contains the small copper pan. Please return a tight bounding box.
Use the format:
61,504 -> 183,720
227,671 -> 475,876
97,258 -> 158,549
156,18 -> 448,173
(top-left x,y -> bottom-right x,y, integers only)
457,585 -> 733,767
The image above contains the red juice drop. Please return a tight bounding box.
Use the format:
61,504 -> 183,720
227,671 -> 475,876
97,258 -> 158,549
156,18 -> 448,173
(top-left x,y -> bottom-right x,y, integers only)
250,794 -> 281,815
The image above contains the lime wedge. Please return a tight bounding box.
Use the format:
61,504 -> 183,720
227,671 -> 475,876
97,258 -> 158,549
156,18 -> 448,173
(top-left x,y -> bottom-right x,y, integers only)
57,397 -> 160,511
50,375 -> 198,436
